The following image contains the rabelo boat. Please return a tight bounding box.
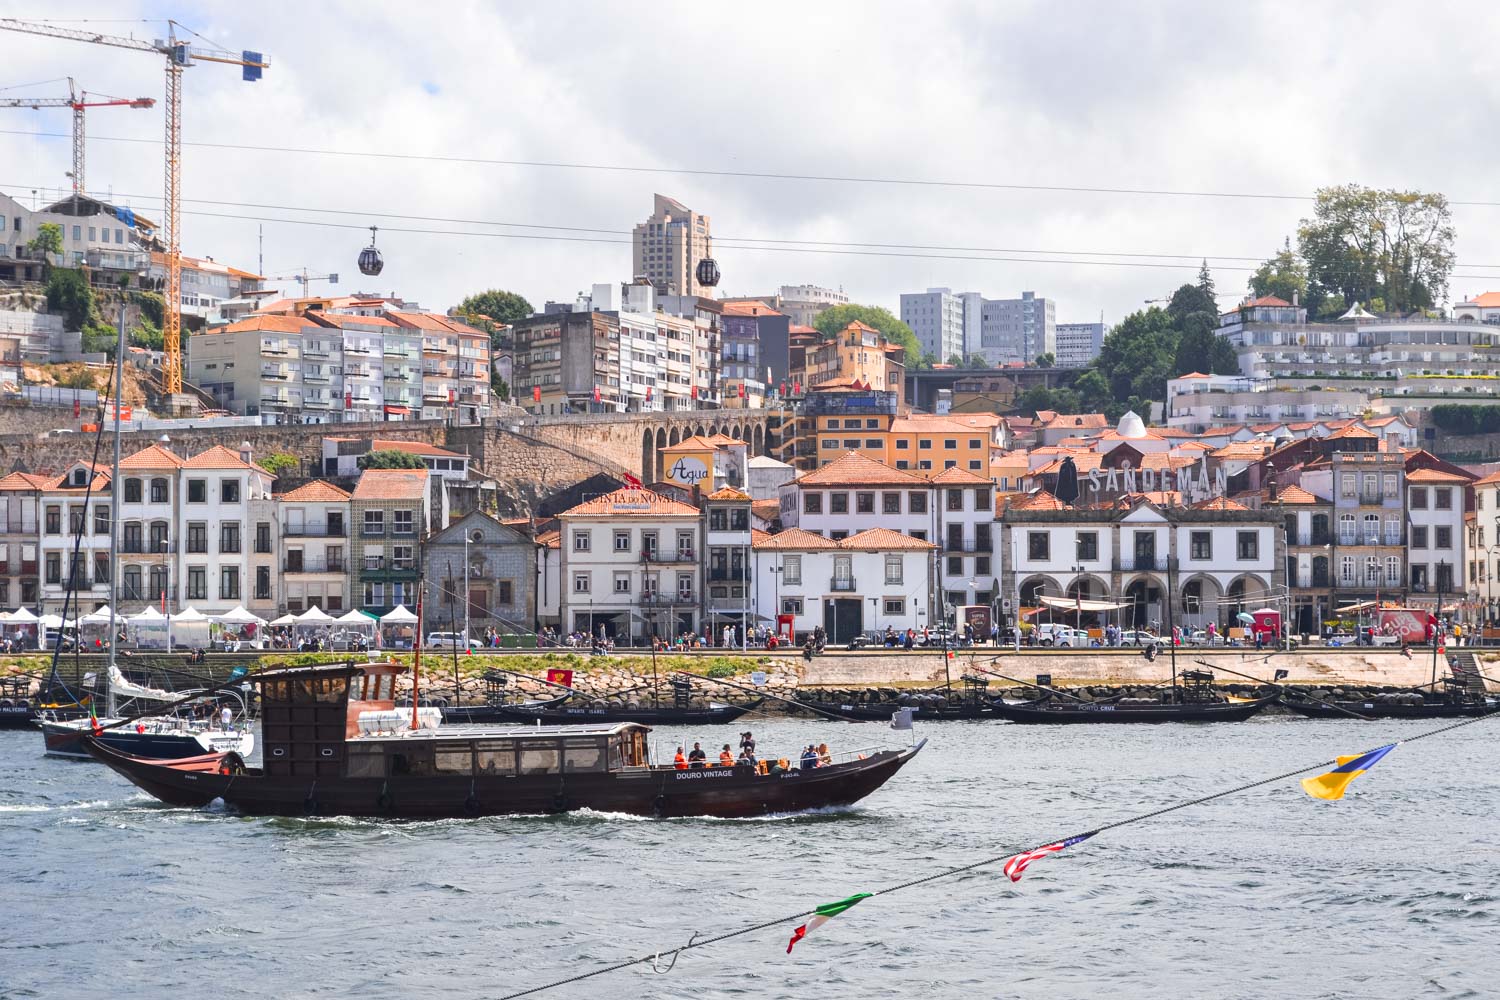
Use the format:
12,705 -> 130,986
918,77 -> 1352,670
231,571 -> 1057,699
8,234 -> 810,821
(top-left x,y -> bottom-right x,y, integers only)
989,668 -> 1277,724
84,660 -> 924,819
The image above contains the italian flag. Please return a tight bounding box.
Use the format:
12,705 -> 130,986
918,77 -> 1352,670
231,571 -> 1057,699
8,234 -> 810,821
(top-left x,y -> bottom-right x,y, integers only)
786,893 -> 871,953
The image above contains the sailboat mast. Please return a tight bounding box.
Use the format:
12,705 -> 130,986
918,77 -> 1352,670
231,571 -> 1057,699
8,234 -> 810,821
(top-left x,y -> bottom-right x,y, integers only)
106,306 -> 125,718
411,591 -> 423,730
1166,555 -> 1178,698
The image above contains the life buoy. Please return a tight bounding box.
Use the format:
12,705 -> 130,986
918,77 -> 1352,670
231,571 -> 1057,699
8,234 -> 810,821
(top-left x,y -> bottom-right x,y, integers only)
463,795 -> 481,816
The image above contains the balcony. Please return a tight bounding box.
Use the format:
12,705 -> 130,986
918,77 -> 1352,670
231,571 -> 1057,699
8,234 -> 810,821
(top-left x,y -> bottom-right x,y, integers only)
283,524 -> 346,538
830,577 -> 856,592
707,568 -> 749,582
285,558 -> 346,574
1115,557 -> 1167,572
943,541 -> 982,553
641,549 -> 695,564
641,592 -> 695,606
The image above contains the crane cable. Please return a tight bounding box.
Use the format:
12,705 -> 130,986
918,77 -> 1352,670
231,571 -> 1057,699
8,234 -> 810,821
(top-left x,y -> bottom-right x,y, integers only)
492,707 -> 1500,999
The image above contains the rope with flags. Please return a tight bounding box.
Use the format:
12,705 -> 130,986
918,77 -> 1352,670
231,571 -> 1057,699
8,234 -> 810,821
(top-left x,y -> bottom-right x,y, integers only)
492,708 -> 1499,1000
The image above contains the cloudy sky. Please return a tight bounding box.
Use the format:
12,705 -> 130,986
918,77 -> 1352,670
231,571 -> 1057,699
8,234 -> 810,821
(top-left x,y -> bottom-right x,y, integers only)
4,1 -> 1500,324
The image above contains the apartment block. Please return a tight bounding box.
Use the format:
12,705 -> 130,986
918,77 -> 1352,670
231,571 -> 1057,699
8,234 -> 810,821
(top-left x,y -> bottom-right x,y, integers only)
1055,321 -> 1105,368
632,193 -> 713,297
350,469 -> 430,615
900,288 -> 967,361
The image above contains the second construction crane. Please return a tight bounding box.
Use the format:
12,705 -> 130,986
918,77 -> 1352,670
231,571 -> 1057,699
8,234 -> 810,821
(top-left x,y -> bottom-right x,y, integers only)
0,78 -> 153,194
0,19 -> 268,400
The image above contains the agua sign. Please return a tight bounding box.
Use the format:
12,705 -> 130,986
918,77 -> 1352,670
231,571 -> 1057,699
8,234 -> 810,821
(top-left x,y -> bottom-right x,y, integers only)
667,454 -> 711,487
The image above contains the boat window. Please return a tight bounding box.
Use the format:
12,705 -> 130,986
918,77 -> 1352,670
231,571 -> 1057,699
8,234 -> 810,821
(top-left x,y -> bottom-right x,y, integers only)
261,679 -> 288,702
346,745 -> 384,778
296,675 -> 347,704
435,746 -> 474,775
475,741 -> 517,776
349,675 -> 368,700
389,746 -> 434,776
608,737 -> 624,770
563,738 -> 604,773
518,739 -> 560,775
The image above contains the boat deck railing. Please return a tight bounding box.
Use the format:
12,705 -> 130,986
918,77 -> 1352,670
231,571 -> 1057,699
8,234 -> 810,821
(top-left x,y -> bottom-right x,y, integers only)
647,742 -> 898,772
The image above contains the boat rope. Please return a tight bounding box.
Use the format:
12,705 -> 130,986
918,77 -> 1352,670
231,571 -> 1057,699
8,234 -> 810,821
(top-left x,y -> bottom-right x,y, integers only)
675,670 -> 879,723
1183,658 -> 1373,720
492,707 -> 1500,1000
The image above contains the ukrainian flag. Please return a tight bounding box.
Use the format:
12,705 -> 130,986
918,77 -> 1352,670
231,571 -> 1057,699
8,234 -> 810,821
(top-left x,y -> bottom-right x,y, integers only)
1301,744 -> 1397,801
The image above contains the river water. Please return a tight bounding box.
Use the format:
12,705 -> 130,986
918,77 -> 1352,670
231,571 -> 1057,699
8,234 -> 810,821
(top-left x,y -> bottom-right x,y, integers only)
2,715 -> 1497,1000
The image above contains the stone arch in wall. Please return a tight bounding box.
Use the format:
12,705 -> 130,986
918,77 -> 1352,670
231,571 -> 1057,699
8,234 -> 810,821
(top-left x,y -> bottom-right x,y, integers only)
669,427 -> 682,447
1018,574 -> 1062,608
641,429 -> 655,484
752,424 -> 764,455
1179,574 -> 1222,629
731,422 -> 744,442
654,428 -> 668,480
1224,574 -> 1271,625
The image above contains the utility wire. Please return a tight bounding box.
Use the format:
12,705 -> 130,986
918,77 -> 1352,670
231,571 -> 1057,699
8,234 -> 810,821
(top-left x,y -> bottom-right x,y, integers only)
493,709 -> 1500,999
8,128 -> 1500,207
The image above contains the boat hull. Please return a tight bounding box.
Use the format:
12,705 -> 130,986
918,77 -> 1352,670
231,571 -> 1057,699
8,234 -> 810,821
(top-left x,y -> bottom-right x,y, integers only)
40,719 -> 254,761
1280,697 -> 1498,720
989,696 -> 1276,724
83,737 -> 925,819
802,700 -> 991,722
477,700 -> 764,727
0,705 -> 35,729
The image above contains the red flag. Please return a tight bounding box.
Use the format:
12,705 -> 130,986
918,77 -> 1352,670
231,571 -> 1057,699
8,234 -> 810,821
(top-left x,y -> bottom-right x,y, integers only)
74,398 -> 81,418
546,668 -> 574,689
646,385 -> 653,401
793,381 -> 801,394
532,385 -> 541,403
691,385 -> 698,400
345,389 -> 353,410
593,385 -> 601,403
623,472 -> 644,488
448,387 -> 456,404
738,382 -> 746,399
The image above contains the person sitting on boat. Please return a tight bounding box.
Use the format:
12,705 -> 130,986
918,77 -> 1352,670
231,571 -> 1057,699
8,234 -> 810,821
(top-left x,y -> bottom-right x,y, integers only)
737,746 -> 756,770
739,731 -> 756,755
800,746 -> 818,770
674,747 -> 687,769
817,743 -> 832,767
688,742 -> 707,769
718,744 -> 735,767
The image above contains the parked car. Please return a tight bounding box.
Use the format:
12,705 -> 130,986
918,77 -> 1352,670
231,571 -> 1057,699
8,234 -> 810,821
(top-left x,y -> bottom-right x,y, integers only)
1049,627 -> 1093,648
1117,629 -> 1161,647
426,631 -> 470,649
1184,629 -> 1225,647
845,630 -> 883,650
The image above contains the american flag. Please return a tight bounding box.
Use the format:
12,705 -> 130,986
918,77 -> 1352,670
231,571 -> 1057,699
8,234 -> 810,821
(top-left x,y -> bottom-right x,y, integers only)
1002,832 -> 1095,882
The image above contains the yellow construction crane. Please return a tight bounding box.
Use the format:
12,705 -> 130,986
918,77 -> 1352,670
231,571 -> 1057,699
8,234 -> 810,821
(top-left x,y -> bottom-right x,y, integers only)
0,78 -> 154,194
0,19 -> 267,397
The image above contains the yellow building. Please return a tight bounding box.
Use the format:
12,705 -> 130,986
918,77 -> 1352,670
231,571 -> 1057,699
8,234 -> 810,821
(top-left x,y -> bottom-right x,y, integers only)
886,413 -> 1002,477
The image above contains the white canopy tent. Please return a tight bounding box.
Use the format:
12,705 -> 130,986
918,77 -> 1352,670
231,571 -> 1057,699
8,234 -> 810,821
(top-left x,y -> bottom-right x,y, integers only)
380,604 -> 418,624
296,606 -> 336,624
215,605 -> 267,626
269,613 -> 299,627
80,605 -> 116,625
6,607 -> 37,623
126,606 -> 170,649
378,604 -> 419,649
335,608 -> 378,630
168,606 -> 211,649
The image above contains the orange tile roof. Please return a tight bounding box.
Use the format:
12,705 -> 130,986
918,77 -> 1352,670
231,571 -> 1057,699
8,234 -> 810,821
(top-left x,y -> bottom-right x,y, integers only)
1327,424 -> 1376,440
840,527 -> 935,551
753,527 -> 838,550
119,443 -> 184,470
223,314 -> 311,334
720,300 -> 783,317
537,529 -> 561,549
1040,413 -> 1108,430
1244,295 -> 1292,307
310,312 -> 398,329
388,312 -> 485,334
561,488 -> 699,517
352,468 -> 429,501
1012,490 -> 1067,510
1272,484 -> 1324,505
750,528 -> 774,547
183,444 -> 267,472
369,439 -> 467,459
279,480 -> 351,502
1210,441 -> 1273,459
1473,470 -> 1500,487
928,466 -> 992,485
1192,496 -> 1249,511
797,452 -> 927,487
1405,467 -> 1471,484
705,486 -> 751,501
1464,292 -> 1500,308
1175,372 -> 1214,379
0,471 -> 52,490
750,499 -> 781,522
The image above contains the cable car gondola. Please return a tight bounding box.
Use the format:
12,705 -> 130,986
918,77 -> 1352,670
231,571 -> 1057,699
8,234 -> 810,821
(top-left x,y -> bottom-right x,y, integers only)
695,256 -> 720,289
358,225 -> 384,277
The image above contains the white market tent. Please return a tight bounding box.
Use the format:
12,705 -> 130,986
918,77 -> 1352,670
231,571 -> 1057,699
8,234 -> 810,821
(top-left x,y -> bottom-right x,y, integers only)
335,608 -> 378,628
127,606 -> 170,649
215,605 -> 267,626
269,613 -> 299,627
296,606 -> 335,623
380,604 -> 418,624
7,607 -> 37,623
80,605 -> 116,625
378,604 -> 419,649
37,613 -> 64,629
168,606 -> 211,649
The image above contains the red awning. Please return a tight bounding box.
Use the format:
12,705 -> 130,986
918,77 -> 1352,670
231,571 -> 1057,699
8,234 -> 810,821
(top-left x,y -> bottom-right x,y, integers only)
384,405 -> 408,415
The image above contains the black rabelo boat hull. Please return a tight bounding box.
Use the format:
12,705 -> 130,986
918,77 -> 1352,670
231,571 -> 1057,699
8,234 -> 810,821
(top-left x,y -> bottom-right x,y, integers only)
479,699 -> 765,727
988,696 -> 1277,724
1279,698 -> 1498,720
801,700 -> 991,722
82,737 -> 926,819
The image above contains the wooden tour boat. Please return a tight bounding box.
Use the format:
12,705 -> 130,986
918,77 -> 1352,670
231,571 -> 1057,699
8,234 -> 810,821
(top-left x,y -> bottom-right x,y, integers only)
85,661 -> 925,819
989,669 -> 1277,724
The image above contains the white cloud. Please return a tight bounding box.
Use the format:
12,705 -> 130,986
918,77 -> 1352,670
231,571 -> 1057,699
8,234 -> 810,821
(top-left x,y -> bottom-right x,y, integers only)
3,0 -> 1498,322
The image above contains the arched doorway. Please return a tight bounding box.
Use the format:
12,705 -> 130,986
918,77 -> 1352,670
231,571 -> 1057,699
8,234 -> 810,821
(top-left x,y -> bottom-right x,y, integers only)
1064,575 -> 1108,629
1179,575 -> 1220,630
654,428 -> 667,480
641,429 -> 655,484
1124,577 -> 1164,630
669,428 -> 681,447
1225,574 -> 1271,630
753,424 -> 764,455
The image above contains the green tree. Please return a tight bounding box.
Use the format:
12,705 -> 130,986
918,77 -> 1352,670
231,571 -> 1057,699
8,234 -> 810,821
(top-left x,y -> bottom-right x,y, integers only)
1167,281 -> 1217,329
134,290 -> 165,327
1073,368 -> 1113,413
1033,352 -> 1054,368
29,222 -> 62,259
1096,306 -> 1179,404
945,354 -> 964,367
1297,184 -> 1455,314
1196,259 -> 1216,305
131,315 -> 163,351
1173,313 -> 1239,377
917,351 -> 939,370
1016,385 -> 1080,415
811,303 -> 922,366
45,268 -> 94,331
964,353 -> 990,368
491,371 -> 511,402
260,453 -> 300,478
1249,237 -> 1309,304
458,289 -> 531,350
358,449 -> 426,470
